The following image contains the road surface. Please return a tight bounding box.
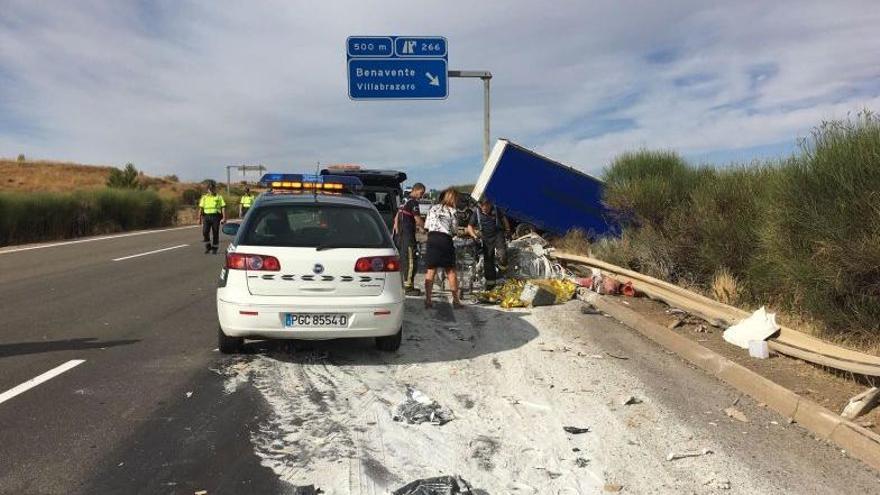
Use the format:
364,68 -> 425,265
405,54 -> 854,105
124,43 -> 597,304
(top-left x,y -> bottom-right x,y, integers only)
0,227 -> 878,494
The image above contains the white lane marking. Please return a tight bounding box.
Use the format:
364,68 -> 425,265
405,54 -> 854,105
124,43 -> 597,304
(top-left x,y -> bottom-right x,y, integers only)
0,360 -> 86,406
0,225 -> 199,255
112,244 -> 189,262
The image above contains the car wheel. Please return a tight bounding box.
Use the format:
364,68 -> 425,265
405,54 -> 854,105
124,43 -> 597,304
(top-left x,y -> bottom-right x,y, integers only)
218,326 -> 244,354
375,327 -> 402,352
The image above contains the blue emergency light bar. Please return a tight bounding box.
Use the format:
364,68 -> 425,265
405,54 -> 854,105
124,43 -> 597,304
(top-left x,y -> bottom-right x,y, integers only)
258,173 -> 363,192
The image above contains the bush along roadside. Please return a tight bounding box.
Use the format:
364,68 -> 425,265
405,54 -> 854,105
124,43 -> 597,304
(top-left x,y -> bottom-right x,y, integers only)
0,188 -> 180,246
596,111 -> 880,342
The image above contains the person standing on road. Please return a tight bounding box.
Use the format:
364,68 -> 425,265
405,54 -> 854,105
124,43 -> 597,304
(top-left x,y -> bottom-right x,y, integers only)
423,188 -> 462,309
198,181 -> 226,254
466,197 -> 511,289
393,182 -> 426,296
239,187 -> 255,218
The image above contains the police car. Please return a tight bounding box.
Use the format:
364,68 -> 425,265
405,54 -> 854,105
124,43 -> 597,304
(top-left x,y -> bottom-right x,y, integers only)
216,173 -> 404,353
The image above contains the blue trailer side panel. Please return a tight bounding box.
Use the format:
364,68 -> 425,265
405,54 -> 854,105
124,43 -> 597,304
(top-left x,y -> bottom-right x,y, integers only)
480,142 -> 615,237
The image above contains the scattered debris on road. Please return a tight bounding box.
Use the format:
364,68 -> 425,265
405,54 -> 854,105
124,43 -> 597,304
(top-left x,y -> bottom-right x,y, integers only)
724,407 -> 749,422
469,436 -> 500,471
393,475 -> 474,495
291,485 -> 322,495
393,387 -> 455,425
580,303 -> 600,315
703,473 -> 732,490
666,448 -> 713,461
563,426 -> 591,434
575,457 -> 590,468
841,387 -> 880,420
185,391 -> 193,398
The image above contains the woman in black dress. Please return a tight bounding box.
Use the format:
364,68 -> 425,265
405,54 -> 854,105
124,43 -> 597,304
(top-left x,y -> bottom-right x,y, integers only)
423,188 -> 461,309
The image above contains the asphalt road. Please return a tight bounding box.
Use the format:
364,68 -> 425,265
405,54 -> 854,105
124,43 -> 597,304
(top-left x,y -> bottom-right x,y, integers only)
0,227 -> 284,494
0,227 -> 878,494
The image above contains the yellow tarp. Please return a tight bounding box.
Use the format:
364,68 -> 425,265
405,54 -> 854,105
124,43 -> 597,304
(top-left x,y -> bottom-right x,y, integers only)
478,279 -> 577,308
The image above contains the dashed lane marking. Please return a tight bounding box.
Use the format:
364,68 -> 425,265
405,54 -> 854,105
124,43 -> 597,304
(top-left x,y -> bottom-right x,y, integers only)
0,360 -> 86,406
0,225 -> 199,255
112,244 -> 189,262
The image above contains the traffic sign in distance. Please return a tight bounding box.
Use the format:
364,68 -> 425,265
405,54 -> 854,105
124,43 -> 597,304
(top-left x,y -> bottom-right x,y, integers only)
347,36 -> 448,100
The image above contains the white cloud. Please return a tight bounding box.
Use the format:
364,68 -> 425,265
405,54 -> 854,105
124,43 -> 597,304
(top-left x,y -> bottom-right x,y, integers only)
0,0 -> 878,185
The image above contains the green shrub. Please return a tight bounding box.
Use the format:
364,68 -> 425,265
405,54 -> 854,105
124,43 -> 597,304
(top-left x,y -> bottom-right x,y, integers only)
600,111 -> 880,338
757,113 -> 880,333
181,188 -> 201,205
106,163 -> 144,189
0,189 -> 178,246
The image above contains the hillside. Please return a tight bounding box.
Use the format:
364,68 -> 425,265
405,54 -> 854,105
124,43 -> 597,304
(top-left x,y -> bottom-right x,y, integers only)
0,158 -> 199,197
0,159 -> 116,192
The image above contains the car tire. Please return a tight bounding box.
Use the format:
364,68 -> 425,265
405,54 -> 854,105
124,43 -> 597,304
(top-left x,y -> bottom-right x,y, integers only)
375,327 -> 402,352
218,326 -> 244,354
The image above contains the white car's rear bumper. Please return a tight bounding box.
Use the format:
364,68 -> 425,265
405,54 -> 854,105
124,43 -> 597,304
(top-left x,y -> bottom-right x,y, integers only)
217,293 -> 403,340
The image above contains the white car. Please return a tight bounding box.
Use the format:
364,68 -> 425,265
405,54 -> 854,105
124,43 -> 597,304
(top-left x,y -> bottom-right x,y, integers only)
216,174 -> 404,353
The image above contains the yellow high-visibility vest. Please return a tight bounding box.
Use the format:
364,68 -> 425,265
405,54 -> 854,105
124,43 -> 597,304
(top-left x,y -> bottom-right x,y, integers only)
240,194 -> 255,208
199,194 -> 226,214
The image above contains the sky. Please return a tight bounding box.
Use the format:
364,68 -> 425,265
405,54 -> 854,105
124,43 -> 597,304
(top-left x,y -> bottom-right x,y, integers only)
1,0 -> 879,187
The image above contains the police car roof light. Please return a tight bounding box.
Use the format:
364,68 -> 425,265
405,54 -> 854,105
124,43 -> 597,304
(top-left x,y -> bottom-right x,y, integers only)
259,173 -> 362,192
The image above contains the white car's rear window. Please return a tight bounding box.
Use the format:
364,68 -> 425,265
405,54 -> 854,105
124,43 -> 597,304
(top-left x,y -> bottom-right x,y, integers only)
241,204 -> 391,248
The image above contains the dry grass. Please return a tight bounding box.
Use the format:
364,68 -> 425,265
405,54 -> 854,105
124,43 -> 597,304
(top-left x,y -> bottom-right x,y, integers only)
711,267 -> 741,306
553,228 -> 592,256
0,158 -> 200,196
0,159 -> 115,192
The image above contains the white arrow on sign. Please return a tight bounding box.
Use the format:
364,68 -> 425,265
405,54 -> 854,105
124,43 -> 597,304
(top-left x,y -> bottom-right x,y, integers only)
425,72 -> 440,86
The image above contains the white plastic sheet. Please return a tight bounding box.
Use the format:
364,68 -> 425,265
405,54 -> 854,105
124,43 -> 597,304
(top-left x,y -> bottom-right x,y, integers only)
723,306 -> 780,349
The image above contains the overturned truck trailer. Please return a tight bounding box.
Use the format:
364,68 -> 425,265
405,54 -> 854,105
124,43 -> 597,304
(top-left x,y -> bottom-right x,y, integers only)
471,139 -> 616,238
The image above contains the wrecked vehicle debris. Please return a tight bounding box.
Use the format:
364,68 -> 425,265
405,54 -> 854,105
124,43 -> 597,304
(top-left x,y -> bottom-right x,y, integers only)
470,139 -> 616,238
392,475 -> 474,495
393,387 -> 455,425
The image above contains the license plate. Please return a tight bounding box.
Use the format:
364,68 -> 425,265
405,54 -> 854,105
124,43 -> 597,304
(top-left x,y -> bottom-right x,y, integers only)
285,313 -> 349,328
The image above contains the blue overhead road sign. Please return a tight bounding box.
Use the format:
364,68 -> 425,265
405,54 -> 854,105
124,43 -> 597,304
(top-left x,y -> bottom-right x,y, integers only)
348,59 -> 448,100
347,35 -> 448,100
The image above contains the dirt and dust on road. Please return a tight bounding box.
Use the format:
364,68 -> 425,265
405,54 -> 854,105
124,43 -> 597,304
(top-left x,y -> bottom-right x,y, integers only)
216,292 -> 880,494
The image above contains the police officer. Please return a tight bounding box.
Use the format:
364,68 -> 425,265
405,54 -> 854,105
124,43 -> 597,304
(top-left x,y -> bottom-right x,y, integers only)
466,197 -> 511,289
198,181 -> 226,254
239,187 -> 255,217
393,182 -> 425,296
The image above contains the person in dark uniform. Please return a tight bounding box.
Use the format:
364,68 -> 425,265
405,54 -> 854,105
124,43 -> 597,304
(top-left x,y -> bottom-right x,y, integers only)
393,182 -> 426,296
198,181 -> 226,254
466,197 -> 511,289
